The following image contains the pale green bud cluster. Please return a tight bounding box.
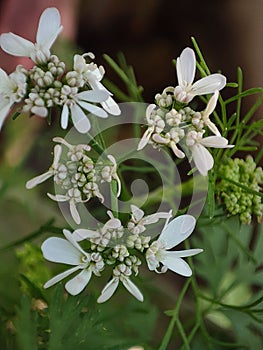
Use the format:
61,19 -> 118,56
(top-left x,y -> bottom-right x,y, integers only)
217,156 -> 263,224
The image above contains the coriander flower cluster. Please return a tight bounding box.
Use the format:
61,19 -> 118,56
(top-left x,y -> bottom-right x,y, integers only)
0,7 -> 120,133
26,137 -> 121,224
217,156 -> 263,224
138,48 -> 233,176
41,206 -> 202,302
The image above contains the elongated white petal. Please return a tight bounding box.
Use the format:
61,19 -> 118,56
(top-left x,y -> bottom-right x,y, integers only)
70,104 -> 91,133
65,269 -> 92,295
159,215 -> 196,249
63,229 -> 90,257
141,212 -> 172,226
69,200 -> 81,225
97,278 -> 119,303
47,193 -> 68,201
0,33 -> 34,56
53,144 -> 62,168
122,277 -> 144,302
61,104 -> 69,129
77,100 -> 108,118
191,143 -> 214,176
200,136 -> 232,148
137,127 -> 154,151
77,90 -> 109,103
146,104 -> 156,123
165,249 -> 203,258
73,229 -> 100,241
101,96 -> 121,115
26,170 -> 53,189
161,254 -> 192,277
36,7 -> 63,49
191,74 -> 226,96
204,90 -> 219,116
104,218 -> 122,229
170,141 -> 185,158
177,48 -> 196,85
41,237 -> 82,265
44,265 -> 81,288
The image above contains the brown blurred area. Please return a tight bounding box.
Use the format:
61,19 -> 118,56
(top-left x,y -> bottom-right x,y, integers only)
0,0 -> 262,96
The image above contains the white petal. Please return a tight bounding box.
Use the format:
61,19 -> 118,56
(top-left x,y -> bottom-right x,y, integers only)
165,249 -> 203,258
77,90 -> 109,103
44,266 -> 81,288
36,7 -> 63,49
77,100 -> 108,118
101,96 -> 121,115
97,278 -> 119,303
70,104 -> 91,133
141,212 -> 172,225
159,215 -> 196,249
130,205 -> 144,222
69,200 -> 81,225
104,218 -> 122,229
161,254 -> 192,277
0,98 -> 12,130
200,136 -> 231,148
73,229 -> 100,241
0,68 -> 11,92
41,237 -> 82,265
63,229 -> 89,256
65,269 -> 92,295
176,48 -> 196,85
26,170 -> 53,189
204,90 -> 219,116
170,141 -> 185,158
191,74 -> 226,96
47,193 -> 68,201
146,104 -> 156,123
191,143 -> 214,176
61,104 -> 69,129
137,127 -> 154,151
53,144 -> 62,168
0,33 -> 34,57
122,277 -> 144,302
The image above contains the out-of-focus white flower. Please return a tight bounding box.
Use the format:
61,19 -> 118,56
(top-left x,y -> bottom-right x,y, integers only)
97,264 -> 143,303
0,67 -> 27,129
174,47 -> 226,103
186,131 -> 234,176
73,54 -> 121,116
146,215 -> 202,275
60,85 -> 109,133
42,229 -> 103,295
0,7 -> 62,64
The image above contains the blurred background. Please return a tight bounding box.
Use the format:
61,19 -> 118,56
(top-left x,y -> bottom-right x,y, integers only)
0,0 -> 263,98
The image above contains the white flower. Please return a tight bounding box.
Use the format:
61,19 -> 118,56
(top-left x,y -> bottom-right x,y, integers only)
0,67 -> 27,129
146,215 -> 202,276
60,85 -> 109,133
26,144 -> 63,189
47,188 -> 87,225
97,264 -> 143,303
174,47 -> 226,104
42,229 -> 103,295
127,204 -> 172,235
186,130 -> 234,176
73,54 -> 121,116
0,7 -> 62,64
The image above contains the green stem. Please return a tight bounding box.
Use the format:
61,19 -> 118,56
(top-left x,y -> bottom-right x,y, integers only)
110,180 -> 119,218
158,278 -> 191,350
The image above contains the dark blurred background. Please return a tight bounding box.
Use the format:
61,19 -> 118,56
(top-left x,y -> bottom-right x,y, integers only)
0,0 -> 263,100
